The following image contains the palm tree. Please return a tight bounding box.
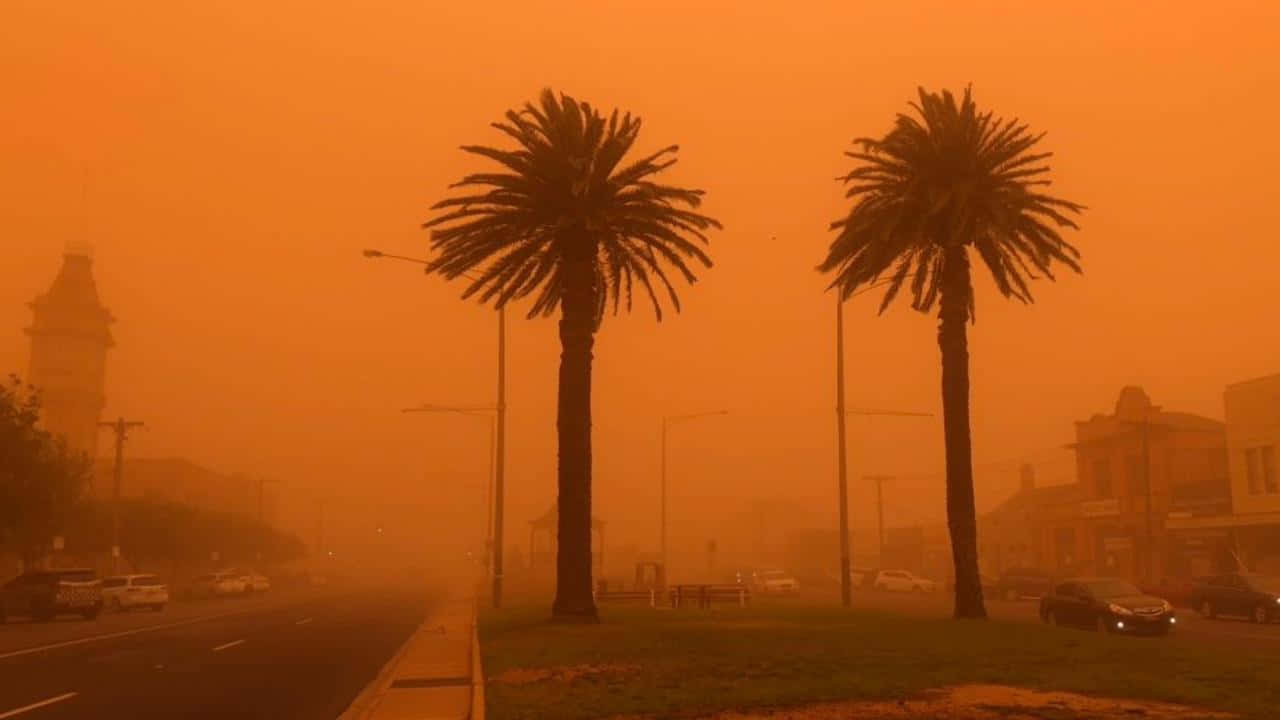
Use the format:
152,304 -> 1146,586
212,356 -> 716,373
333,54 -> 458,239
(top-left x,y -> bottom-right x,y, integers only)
423,89 -> 721,621
818,87 -> 1084,619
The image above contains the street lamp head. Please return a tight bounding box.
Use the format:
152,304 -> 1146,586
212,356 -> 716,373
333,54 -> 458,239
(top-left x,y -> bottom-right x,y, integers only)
362,249 -> 384,258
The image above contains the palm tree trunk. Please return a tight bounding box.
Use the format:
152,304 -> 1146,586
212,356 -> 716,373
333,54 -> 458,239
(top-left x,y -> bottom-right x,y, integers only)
552,249 -> 599,622
938,245 -> 987,620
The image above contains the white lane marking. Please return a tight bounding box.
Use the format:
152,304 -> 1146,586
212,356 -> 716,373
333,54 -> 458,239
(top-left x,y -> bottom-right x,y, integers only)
0,692 -> 79,719
295,617 -> 313,626
0,596 -> 324,661
211,639 -> 245,652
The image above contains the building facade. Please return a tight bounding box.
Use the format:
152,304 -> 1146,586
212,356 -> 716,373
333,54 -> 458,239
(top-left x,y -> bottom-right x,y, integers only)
1164,375 -> 1280,575
91,457 -> 273,523
979,466 -> 1083,577
1224,374 -> 1280,515
25,249 -> 114,461
1072,387 -> 1231,582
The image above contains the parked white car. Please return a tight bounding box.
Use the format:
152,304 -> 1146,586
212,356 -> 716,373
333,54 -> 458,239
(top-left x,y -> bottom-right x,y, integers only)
102,574 -> 169,612
753,569 -> 800,593
192,571 -> 248,598
873,570 -> 937,593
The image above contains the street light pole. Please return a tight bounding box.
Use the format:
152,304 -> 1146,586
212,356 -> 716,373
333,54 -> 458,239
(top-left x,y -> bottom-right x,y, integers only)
403,404 -> 499,589
364,248 -> 508,608
835,294 -> 851,607
494,306 -> 507,608
661,410 -> 728,575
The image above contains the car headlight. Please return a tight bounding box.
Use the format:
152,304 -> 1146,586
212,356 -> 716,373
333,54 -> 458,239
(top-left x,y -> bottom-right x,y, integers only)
1274,597 -> 1280,605
1108,603 -> 1134,616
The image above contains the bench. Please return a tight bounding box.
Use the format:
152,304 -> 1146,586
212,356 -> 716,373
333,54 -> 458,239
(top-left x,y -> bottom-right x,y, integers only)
593,589 -> 657,607
669,584 -> 751,609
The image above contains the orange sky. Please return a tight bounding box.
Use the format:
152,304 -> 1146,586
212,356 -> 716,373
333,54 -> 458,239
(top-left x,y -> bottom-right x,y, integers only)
3,1 -> 1278,563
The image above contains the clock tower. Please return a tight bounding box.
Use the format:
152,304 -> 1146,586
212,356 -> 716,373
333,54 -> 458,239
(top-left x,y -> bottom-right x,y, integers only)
24,245 -> 115,460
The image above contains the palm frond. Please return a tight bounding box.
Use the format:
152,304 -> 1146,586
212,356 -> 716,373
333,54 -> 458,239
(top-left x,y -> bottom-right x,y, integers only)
819,86 -> 1084,318
423,89 -> 718,323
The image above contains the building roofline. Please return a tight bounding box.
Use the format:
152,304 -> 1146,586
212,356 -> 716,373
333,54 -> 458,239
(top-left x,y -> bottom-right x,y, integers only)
1225,373 -> 1280,391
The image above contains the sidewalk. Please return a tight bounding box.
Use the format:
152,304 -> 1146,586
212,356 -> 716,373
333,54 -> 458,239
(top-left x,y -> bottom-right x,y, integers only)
341,592 -> 484,720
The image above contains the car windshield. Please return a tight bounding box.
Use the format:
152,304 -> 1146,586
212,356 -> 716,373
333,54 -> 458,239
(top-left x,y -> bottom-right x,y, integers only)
1082,580 -> 1143,599
1242,575 -> 1280,593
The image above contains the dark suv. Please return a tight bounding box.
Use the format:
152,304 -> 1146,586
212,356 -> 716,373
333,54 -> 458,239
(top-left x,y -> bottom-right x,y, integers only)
1189,573 -> 1280,624
994,567 -> 1054,600
0,568 -> 104,622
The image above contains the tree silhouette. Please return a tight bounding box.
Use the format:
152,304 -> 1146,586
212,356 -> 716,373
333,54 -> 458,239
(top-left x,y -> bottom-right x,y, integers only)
424,89 -> 720,621
818,87 -> 1084,618
0,376 -> 91,568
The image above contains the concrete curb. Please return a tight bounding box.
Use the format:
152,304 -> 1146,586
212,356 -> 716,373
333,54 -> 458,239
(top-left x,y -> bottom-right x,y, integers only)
339,593 -> 482,720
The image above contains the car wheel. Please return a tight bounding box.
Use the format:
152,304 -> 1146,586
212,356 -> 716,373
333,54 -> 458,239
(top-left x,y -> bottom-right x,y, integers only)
1005,589 -> 1019,601
1200,599 -> 1215,619
1253,605 -> 1270,624
31,601 -> 54,622
152,604 -> 166,612
110,597 -> 123,612
82,606 -> 101,621
913,585 -> 924,594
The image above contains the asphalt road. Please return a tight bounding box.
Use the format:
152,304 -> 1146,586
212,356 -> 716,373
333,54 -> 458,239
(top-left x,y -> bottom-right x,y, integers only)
829,588 -> 1280,650
0,584 -> 433,719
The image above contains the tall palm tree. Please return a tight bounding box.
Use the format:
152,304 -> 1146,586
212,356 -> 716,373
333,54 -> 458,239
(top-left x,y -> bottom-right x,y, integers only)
818,87 -> 1084,619
423,89 -> 720,621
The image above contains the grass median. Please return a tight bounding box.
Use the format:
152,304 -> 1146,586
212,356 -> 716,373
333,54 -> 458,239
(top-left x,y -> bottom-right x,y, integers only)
479,598 -> 1275,719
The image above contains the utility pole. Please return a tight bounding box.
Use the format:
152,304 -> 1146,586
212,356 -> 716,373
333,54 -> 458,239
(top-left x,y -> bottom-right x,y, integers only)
1142,414 -> 1154,583
866,475 -> 893,561
98,417 -> 144,574
254,477 -> 282,525
317,497 -> 326,559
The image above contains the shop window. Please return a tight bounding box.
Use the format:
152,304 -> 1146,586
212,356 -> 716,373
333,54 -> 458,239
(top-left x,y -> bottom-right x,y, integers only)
1246,446 -> 1277,495
1263,445 -> 1278,494
1246,448 -> 1262,494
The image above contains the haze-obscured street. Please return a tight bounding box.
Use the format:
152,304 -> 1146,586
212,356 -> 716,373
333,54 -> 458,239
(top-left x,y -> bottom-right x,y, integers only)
0,584 -> 433,719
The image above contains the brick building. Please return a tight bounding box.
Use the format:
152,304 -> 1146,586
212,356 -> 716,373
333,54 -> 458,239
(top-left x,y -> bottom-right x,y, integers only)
1070,387 -> 1231,582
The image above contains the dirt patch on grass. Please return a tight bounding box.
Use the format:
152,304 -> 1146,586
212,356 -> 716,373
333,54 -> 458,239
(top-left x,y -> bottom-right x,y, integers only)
491,663 -> 639,686
693,685 -> 1234,719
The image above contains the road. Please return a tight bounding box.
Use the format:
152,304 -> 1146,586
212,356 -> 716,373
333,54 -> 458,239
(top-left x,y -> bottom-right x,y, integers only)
0,584 -> 432,719
831,588 -> 1280,650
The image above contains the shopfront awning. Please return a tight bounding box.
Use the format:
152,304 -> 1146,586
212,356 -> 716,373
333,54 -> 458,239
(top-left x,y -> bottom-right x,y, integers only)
1165,512 -> 1280,530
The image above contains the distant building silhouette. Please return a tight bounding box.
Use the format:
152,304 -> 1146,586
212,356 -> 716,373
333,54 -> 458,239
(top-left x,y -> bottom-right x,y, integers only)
25,246 -> 114,462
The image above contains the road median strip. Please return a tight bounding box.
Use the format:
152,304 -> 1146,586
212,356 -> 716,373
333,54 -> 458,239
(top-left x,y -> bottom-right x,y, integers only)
340,594 -> 483,720
211,639 -> 245,652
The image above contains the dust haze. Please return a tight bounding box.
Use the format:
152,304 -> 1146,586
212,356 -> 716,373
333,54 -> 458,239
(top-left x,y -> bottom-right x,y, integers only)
4,1 -> 1277,580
